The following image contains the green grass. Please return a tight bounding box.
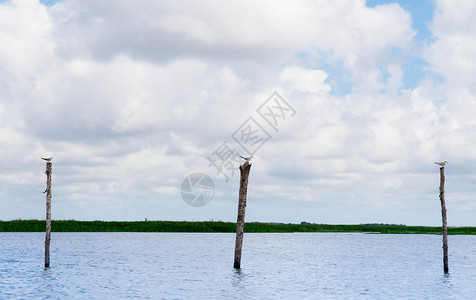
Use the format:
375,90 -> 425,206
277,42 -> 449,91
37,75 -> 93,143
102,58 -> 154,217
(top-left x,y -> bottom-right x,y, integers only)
1,220 -> 475,234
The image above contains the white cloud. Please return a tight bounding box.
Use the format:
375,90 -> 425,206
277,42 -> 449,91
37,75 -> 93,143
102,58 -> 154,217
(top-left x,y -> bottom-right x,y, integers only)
426,1 -> 476,87
280,66 -> 331,94
45,0 -> 414,68
0,0 -> 54,87
422,0 -> 476,162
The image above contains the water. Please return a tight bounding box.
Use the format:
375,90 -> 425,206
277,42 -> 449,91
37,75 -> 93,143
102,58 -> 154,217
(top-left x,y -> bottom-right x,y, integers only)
1,232 -> 475,299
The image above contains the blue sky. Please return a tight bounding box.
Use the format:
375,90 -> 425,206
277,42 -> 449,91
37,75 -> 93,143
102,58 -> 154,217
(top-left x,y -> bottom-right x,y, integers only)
1,0 -> 476,226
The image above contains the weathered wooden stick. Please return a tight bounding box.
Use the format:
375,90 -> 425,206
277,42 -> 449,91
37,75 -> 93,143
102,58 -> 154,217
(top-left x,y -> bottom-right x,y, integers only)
439,166 -> 449,274
45,161 -> 52,268
234,161 -> 251,269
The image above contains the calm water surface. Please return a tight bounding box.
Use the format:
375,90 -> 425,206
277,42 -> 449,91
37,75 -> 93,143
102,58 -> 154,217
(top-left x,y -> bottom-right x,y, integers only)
0,232 -> 475,299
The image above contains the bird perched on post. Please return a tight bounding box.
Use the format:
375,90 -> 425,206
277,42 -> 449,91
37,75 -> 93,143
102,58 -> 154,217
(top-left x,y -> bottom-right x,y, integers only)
240,155 -> 252,162
41,157 -> 53,162
434,161 -> 448,167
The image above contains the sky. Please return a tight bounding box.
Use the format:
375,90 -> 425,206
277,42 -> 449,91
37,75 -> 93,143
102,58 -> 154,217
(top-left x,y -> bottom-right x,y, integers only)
1,0 -> 476,226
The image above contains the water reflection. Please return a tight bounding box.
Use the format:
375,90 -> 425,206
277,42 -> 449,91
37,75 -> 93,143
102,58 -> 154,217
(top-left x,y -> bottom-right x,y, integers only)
230,267 -> 250,299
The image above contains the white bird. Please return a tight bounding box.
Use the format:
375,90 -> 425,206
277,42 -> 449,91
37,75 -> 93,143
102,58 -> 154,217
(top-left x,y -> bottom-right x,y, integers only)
434,161 -> 448,167
41,157 -> 53,162
240,155 -> 252,162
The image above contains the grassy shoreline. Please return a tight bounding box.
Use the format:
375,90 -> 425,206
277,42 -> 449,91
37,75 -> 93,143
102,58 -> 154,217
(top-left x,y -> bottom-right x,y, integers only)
1,220 -> 476,234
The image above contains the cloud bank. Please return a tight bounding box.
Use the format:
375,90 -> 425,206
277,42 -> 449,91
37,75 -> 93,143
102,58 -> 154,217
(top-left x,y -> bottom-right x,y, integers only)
1,0 -> 475,225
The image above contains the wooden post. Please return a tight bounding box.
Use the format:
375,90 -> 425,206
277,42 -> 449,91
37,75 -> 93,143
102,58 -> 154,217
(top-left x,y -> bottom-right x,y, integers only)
44,161 -> 52,268
439,166 -> 449,274
234,161 -> 251,269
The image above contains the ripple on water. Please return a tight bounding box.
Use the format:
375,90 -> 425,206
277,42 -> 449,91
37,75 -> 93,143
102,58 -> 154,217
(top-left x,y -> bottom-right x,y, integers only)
0,232 -> 475,299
